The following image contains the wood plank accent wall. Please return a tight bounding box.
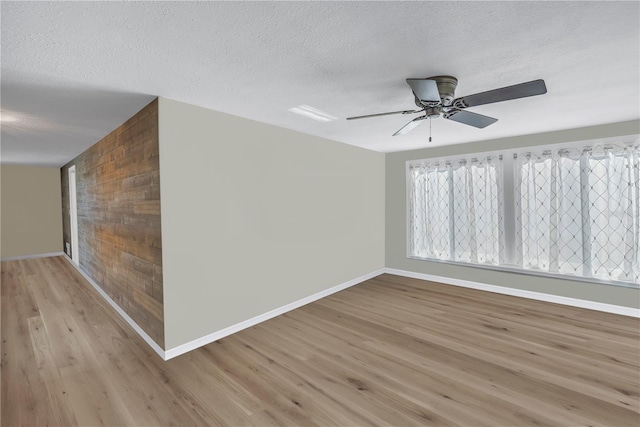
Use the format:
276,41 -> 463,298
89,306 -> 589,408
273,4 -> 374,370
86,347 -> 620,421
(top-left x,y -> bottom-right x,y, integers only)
60,99 -> 164,347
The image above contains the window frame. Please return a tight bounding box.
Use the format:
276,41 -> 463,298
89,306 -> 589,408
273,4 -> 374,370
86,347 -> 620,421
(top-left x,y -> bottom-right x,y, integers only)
405,135 -> 640,290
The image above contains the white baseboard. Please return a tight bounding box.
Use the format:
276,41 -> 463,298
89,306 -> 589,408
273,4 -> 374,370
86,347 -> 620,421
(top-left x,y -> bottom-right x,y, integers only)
62,256 -> 385,361
164,268 -> 386,360
62,255 -> 167,359
1,251 -> 65,262
383,268 -> 640,318
55,256 -> 638,362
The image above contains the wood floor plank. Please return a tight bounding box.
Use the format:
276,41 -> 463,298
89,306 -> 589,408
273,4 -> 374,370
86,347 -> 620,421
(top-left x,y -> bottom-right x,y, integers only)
2,259 -> 639,426
289,302 -> 607,425
267,311 -> 577,426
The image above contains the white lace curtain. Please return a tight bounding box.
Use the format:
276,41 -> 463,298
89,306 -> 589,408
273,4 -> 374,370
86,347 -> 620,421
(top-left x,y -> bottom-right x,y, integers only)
409,156 -> 504,265
515,144 -> 639,282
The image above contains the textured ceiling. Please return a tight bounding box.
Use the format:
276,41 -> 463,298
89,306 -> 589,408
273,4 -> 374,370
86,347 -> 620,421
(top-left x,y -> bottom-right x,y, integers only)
1,1 -> 639,166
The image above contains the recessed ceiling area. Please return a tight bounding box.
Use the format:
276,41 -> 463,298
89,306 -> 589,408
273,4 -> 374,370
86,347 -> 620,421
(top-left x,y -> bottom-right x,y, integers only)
1,1 -> 639,166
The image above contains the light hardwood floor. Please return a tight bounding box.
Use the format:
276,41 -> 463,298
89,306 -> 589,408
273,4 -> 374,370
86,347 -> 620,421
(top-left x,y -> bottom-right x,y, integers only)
2,256 -> 639,426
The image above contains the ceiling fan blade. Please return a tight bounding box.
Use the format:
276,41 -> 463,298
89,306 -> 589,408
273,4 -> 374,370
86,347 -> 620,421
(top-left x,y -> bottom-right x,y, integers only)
346,109 -> 421,120
453,79 -> 547,108
393,116 -> 427,136
444,109 -> 497,128
406,79 -> 441,103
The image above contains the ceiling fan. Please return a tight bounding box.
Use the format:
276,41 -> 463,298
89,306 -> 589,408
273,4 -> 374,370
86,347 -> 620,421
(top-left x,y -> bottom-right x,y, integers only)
346,76 -> 547,136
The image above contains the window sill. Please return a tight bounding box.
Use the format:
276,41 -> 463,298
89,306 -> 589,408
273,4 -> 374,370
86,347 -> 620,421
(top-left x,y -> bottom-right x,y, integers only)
406,255 -> 640,289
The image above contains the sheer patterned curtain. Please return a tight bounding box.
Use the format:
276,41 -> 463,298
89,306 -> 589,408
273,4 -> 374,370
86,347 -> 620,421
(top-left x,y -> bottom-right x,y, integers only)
515,144 -> 639,283
409,163 -> 450,260
409,156 -> 504,265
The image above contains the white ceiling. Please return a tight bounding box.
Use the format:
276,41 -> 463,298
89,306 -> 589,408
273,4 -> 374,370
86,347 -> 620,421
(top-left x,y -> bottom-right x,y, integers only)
1,1 -> 639,166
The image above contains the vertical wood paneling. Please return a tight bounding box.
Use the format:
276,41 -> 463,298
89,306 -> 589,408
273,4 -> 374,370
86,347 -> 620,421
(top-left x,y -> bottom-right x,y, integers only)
60,99 -> 164,347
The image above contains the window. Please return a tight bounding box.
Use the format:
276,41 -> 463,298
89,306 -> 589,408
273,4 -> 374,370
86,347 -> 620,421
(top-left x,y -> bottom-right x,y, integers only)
515,145 -> 639,283
408,141 -> 640,286
409,155 -> 504,265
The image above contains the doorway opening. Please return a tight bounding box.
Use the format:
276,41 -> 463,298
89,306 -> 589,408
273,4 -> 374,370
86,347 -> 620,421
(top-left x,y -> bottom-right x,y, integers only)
68,165 -> 79,266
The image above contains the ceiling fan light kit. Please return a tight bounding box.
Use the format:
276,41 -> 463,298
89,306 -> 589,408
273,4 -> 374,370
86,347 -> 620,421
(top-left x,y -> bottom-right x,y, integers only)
347,76 -> 547,138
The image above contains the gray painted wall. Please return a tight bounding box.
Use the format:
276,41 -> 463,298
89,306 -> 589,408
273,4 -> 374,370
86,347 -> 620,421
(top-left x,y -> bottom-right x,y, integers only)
159,98 -> 386,350
386,120 -> 640,308
1,165 -> 63,258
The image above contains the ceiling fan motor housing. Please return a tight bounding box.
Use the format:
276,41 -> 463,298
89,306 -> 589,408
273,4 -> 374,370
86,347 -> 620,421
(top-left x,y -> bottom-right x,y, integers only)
413,76 -> 458,108
430,75 -> 458,106
424,107 -> 441,118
